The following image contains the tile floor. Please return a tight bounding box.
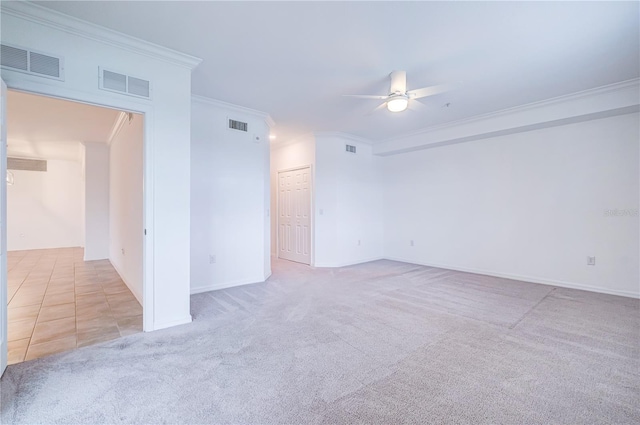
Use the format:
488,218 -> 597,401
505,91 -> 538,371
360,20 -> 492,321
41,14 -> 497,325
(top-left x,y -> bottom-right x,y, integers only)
7,247 -> 142,364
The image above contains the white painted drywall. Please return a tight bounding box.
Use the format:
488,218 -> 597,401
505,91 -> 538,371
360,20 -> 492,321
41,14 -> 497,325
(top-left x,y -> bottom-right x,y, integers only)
7,158 -> 83,251
190,97 -> 271,294
314,134 -> 384,267
270,134 -> 316,256
382,112 -> 640,298
109,114 -> 143,303
1,3 -> 198,329
83,142 -> 110,261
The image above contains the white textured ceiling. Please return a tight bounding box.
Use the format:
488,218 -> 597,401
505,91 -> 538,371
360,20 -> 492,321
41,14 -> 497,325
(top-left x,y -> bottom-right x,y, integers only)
33,1 -> 640,143
7,90 -> 120,160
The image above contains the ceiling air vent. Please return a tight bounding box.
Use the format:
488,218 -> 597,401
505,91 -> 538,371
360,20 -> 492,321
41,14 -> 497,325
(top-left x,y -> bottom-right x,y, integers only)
345,144 -> 357,154
99,67 -> 151,99
0,44 -> 64,81
8,157 -> 47,172
228,119 -> 248,132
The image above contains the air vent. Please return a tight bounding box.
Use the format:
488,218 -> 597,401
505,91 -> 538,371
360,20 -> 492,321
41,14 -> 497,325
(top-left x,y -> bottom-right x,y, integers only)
1,45 -> 27,70
0,44 -> 64,81
229,119 -> 248,132
8,157 -> 47,172
345,144 -> 357,153
127,76 -> 150,98
99,67 -> 151,99
29,52 -> 60,78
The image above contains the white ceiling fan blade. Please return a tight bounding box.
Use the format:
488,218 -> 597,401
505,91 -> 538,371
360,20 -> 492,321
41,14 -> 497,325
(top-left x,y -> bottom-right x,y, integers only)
366,102 -> 388,116
407,83 -> 455,100
389,70 -> 406,94
343,94 -> 388,100
407,99 -> 427,112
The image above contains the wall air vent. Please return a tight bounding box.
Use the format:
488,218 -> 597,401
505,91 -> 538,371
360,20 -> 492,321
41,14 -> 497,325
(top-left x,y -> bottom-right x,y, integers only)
345,144 -> 357,153
99,67 -> 151,99
228,119 -> 248,132
0,44 -> 64,81
8,157 -> 47,172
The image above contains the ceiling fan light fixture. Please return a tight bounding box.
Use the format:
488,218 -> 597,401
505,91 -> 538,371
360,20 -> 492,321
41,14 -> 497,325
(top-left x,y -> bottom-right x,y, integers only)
387,96 -> 408,112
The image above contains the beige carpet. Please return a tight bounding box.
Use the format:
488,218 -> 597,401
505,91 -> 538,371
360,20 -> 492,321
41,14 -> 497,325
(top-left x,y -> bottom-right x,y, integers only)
1,258 -> 638,424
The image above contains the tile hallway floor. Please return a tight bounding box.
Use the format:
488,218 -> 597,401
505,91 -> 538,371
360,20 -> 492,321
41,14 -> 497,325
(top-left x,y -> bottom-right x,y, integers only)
7,247 -> 142,364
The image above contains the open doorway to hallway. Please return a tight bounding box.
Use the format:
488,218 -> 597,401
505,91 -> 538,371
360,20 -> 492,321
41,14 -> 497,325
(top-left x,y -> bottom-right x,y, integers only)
5,91 -> 144,364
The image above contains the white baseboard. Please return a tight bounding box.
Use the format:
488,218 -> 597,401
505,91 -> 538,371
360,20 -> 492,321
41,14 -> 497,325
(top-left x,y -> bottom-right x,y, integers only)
384,256 -> 640,299
109,258 -> 143,305
190,275 -> 266,295
153,315 -> 192,331
313,257 -> 385,268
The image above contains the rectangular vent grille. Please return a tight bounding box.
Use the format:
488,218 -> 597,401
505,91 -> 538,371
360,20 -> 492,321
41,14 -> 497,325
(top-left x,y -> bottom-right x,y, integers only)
99,68 -> 151,99
127,76 -> 150,97
346,144 -> 357,153
0,44 -> 64,80
8,157 -> 47,172
29,52 -> 60,78
1,45 -> 27,70
229,119 -> 248,132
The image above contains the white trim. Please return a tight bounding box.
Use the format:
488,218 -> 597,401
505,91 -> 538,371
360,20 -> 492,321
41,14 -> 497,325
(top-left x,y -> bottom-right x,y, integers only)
0,2 -> 202,70
0,78 -> 8,376
192,95 -> 274,127
277,164 -> 313,174
313,257 -> 385,268
153,315 -> 192,331
384,257 -> 640,299
106,111 -> 130,146
191,276 -> 266,295
379,78 -> 640,145
314,131 -> 374,145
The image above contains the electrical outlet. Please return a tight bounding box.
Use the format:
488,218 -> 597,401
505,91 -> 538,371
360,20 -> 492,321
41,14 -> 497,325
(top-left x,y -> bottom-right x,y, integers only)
357,239 -> 361,246
121,248 -> 125,255
587,256 -> 596,266
209,254 -> 216,264
410,240 -> 414,247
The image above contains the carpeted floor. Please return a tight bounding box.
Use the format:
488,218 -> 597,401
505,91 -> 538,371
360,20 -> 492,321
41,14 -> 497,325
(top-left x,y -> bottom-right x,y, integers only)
1,258 -> 639,424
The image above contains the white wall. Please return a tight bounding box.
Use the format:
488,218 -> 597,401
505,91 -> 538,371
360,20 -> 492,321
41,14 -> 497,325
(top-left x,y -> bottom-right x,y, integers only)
382,113 -> 640,298
109,114 -> 143,303
7,158 -> 83,251
314,134 -> 384,267
270,134 -> 316,256
190,97 -> 271,294
83,142 -> 110,261
1,2 -> 199,330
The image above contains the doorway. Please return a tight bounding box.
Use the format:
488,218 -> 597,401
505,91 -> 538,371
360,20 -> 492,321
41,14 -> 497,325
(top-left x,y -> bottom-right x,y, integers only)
4,90 -> 144,364
277,166 -> 312,265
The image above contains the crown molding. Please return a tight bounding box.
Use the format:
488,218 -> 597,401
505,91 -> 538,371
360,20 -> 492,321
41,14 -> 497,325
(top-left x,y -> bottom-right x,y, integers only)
314,131 -> 374,145
1,1 -> 202,70
106,111 -> 132,146
380,78 -> 640,145
192,94 -> 275,128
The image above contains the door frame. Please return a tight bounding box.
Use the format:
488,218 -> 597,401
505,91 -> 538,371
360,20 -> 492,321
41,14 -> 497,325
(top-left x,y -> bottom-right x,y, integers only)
1,79 -> 154,334
276,165 -> 314,266
1,78 -> 8,375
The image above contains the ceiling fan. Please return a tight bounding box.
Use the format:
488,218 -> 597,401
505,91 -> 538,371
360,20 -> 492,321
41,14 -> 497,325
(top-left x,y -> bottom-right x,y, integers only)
344,70 -> 454,113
